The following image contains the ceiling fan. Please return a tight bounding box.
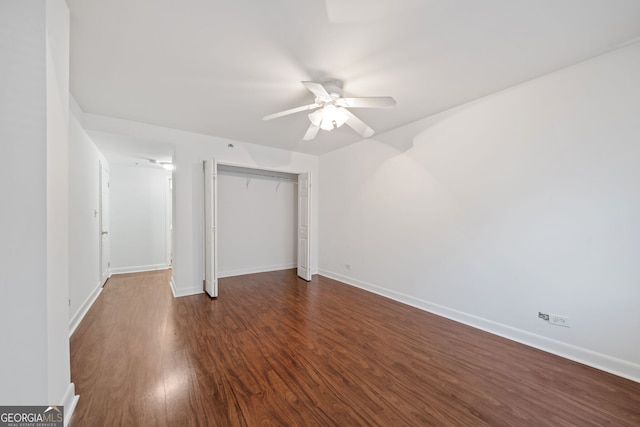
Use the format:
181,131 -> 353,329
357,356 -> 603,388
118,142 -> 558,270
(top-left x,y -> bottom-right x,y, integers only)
263,79 -> 396,141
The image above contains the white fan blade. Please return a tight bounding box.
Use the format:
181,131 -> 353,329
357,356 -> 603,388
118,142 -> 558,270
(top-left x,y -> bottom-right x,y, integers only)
263,103 -> 320,121
302,81 -> 332,101
344,109 -> 375,138
337,97 -> 396,108
303,124 -> 320,141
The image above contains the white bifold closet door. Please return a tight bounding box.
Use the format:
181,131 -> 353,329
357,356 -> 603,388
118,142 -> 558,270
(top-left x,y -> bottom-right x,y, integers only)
297,172 -> 311,281
204,158 -> 218,297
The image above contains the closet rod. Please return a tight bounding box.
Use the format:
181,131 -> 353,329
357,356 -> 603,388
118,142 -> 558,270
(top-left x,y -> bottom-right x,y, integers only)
220,170 -> 298,182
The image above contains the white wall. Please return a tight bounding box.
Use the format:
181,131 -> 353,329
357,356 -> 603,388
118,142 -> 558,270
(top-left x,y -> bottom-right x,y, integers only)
0,0 -> 48,404
319,42 -> 640,382
0,0 -> 77,412
45,0 -> 73,407
68,98 -> 108,334
218,169 -> 297,277
110,165 -> 172,273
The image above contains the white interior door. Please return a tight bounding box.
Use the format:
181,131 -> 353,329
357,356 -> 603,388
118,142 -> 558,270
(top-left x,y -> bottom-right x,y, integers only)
99,162 -> 110,285
204,158 -> 218,297
297,172 -> 311,281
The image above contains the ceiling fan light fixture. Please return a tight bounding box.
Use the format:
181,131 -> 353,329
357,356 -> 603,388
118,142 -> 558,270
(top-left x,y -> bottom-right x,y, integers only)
309,104 -> 349,131
266,79 -> 396,140
322,104 -> 339,124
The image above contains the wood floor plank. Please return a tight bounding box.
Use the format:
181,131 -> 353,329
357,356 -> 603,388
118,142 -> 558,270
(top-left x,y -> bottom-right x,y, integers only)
70,269 -> 640,426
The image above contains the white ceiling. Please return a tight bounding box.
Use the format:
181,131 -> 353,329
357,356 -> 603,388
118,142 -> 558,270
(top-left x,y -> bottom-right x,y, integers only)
67,0 -> 640,156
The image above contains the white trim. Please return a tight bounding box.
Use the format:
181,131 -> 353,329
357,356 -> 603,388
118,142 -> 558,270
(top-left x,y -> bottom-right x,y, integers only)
110,264 -> 170,275
170,276 -> 204,298
319,269 -> 640,383
61,382 -> 79,427
69,281 -> 103,336
100,272 -> 111,287
218,264 -> 296,278
170,276 -> 177,297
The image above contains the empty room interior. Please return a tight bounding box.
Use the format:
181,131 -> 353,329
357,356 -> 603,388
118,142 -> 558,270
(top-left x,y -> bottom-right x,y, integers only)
2,1 -> 640,425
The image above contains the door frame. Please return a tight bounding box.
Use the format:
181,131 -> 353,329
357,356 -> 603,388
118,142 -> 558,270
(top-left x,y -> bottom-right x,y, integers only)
166,176 -> 173,267
99,160 -> 110,286
204,161 -> 312,296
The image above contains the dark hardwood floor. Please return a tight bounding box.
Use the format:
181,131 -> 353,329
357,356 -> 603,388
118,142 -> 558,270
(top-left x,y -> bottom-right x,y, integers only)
69,269 -> 640,426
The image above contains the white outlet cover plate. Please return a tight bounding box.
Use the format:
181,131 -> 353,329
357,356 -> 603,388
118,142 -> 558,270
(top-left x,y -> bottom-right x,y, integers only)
549,314 -> 570,328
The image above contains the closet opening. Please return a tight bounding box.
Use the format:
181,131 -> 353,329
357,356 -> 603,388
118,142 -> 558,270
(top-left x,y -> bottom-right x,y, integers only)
204,160 -> 311,298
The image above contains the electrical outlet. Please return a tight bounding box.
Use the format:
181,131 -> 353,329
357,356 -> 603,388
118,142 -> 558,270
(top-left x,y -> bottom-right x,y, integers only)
538,312 -> 549,321
344,264 -> 351,271
549,314 -> 570,328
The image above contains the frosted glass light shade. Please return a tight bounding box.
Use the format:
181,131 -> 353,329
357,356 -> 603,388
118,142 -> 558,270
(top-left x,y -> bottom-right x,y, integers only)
309,109 -> 323,127
334,107 -> 348,128
308,104 -> 350,131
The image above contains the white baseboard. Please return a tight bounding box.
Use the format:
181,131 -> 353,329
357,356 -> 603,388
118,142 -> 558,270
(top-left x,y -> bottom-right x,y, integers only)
170,275 -> 203,298
61,382 -> 79,427
318,269 -> 640,383
69,282 -> 102,337
110,264 -> 170,275
218,263 -> 296,278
